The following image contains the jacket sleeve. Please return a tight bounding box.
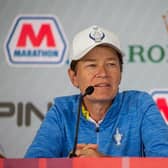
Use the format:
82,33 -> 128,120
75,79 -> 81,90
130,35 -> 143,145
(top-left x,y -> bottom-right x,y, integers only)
24,102 -> 65,158
140,92 -> 168,156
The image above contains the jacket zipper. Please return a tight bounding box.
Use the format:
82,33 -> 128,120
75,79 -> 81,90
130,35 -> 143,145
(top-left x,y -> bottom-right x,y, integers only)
95,123 -> 100,145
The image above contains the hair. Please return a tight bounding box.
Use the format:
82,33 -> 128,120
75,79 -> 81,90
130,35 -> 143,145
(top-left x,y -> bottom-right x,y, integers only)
70,52 -> 123,73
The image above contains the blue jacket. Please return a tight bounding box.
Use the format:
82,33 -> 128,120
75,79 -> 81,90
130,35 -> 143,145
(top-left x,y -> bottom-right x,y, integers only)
25,91 -> 168,158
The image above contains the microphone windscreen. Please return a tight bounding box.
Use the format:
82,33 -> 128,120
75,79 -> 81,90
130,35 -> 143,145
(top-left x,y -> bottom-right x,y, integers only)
85,86 -> 94,95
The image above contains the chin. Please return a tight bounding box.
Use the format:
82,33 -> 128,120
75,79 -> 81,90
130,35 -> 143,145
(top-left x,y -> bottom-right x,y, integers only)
90,95 -> 115,102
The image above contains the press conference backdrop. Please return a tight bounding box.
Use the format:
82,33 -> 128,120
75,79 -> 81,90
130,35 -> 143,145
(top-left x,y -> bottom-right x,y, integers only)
0,0 -> 168,158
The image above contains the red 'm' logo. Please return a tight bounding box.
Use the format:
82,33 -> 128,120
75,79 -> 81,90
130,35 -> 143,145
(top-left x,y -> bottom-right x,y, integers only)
152,91 -> 168,125
5,15 -> 68,66
156,98 -> 168,123
16,23 -> 56,47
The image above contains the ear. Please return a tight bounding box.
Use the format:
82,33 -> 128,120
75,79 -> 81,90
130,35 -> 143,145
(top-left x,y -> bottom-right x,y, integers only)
68,68 -> 79,88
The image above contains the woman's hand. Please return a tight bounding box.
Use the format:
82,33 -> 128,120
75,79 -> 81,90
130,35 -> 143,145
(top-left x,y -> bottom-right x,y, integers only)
75,143 -> 104,157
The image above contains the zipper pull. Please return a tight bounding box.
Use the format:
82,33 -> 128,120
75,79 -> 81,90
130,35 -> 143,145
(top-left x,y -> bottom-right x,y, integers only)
95,123 -> 100,132
96,126 -> 99,132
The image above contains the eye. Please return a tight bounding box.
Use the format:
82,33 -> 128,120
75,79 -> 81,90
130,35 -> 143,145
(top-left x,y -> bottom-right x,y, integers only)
86,63 -> 96,67
107,62 -> 116,66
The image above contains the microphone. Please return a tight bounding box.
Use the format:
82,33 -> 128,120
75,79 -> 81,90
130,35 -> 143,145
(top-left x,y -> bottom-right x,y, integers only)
82,86 -> 94,97
69,86 -> 94,158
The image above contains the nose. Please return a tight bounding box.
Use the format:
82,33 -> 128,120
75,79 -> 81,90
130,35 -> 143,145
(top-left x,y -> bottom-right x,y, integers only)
95,65 -> 108,78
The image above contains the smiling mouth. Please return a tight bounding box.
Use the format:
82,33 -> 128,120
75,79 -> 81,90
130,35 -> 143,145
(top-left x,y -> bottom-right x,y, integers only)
94,83 -> 111,87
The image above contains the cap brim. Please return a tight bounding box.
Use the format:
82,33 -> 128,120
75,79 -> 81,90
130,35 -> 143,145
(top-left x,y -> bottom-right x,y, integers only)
72,42 -> 124,61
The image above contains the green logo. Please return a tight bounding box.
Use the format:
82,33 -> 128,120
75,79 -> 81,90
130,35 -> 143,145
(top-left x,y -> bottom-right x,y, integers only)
128,44 -> 167,63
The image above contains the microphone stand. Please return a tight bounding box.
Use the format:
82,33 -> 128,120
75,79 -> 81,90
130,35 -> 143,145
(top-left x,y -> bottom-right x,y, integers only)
69,94 -> 83,158
69,86 -> 94,158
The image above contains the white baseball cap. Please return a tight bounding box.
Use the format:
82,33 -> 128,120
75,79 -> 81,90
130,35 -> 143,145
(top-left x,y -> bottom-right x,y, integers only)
70,25 -> 124,62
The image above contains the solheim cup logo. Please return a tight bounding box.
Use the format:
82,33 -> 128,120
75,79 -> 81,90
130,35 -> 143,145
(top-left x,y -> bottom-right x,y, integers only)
4,15 -> 68,67
89,26 -> 105,42
163,11 -> 168,33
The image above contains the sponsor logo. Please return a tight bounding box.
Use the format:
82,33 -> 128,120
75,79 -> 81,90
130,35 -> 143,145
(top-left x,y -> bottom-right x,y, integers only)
5,15 -> 68,66
151,90 -> 168,125
127,44 -> 168,63
127,12 -> 168,64
0,101 -> 52,126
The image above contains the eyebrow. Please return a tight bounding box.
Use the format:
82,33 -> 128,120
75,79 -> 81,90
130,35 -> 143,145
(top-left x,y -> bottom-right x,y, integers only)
81,58 -> 96,62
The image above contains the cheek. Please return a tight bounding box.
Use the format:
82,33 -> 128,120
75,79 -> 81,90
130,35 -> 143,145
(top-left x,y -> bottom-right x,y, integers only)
75,73 -> 85,86
77,72 -> 93,86
116,73 -> 122,85
112,71 -> 121,84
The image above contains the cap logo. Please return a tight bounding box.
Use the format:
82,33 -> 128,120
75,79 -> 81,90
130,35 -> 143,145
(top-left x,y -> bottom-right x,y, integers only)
89,26 -> 105,42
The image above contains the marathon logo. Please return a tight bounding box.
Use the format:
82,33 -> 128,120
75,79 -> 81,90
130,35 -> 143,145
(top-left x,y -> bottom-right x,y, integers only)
151,90 -> 168,125
5,15 -> 68,66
